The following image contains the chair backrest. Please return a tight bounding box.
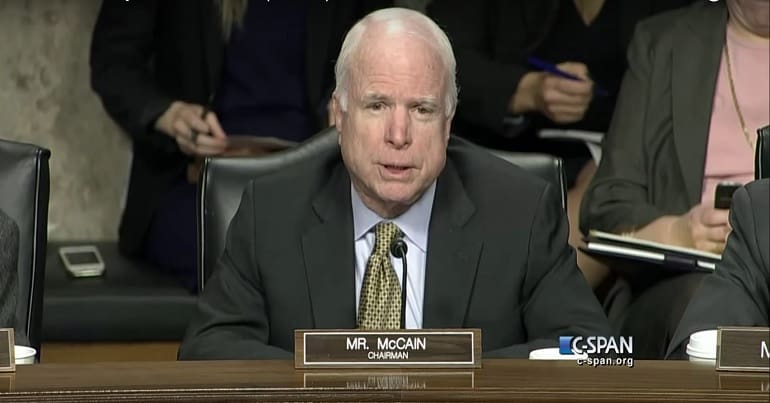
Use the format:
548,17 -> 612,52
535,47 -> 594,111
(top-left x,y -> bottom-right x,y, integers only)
198,130 -> 567,290
756,125 -> 769,180
197,127 -> 339,291
0,139 -> 50,354
487,150 -> 567,210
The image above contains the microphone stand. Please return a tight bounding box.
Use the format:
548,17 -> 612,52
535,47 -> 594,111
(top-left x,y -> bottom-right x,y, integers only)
390,236 -> 409,329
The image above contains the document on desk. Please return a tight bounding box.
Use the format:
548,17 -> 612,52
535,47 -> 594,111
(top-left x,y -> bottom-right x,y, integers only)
582,230 -> 721,272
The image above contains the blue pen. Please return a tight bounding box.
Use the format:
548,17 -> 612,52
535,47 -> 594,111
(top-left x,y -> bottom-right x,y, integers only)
526,56 -> 609,97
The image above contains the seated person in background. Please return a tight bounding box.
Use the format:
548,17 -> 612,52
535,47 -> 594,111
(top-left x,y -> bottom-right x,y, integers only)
90,0 -> 389,290
666,179 -> 769,358
178,8 -> 610,360
0,208 -> 19,329
428,0 -> 691,288
580,0 -> 769,358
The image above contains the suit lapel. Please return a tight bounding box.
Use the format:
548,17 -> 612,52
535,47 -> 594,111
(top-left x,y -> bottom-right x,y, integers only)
301,164 -> 357,329
671,4 -> 727,205
422,159 -> 483,328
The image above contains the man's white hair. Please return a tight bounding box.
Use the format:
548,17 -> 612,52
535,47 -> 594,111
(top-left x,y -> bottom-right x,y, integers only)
334,8 -> 458,117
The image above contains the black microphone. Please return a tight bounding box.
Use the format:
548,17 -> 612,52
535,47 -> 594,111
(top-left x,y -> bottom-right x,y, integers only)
390,235 -> 408,329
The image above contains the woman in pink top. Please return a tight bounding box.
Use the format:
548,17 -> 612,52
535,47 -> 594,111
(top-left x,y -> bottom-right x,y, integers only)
580,0 -> 769,359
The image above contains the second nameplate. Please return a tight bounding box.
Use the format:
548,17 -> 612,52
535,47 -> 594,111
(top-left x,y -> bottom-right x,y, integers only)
295,329 -> 482,369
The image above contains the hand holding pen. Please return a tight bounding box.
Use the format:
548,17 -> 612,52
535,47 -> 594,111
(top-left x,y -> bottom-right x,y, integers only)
527,56 -> 609,97
510,58 -> 603,125
154,101 -> 228,156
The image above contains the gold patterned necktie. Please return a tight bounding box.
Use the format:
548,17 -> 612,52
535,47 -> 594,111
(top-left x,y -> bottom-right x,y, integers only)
358,222 -> 403,330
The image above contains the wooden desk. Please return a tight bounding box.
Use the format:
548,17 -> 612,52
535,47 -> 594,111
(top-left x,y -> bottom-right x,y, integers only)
1,359 -> 767,402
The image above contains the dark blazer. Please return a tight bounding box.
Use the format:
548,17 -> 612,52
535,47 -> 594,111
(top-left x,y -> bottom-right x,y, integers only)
427,0 -> 691,146
0,209 -> 19,329
178,136 -> 611,360
90,0 -> 388,256
667,179 -> 770,357
580,2 -> 728,235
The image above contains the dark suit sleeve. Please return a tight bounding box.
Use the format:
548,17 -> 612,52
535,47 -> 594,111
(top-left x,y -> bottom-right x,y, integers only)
178,184 -> 292,360
428,0 -> 528,136
90,0 -> 175,151
579,21 -> 667,235
487,183 -> 611,357
667,184 -> 770,357
0,211 -> 19,329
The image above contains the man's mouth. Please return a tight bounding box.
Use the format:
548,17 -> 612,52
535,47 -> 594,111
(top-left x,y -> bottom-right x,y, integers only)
381,164 -> 412,176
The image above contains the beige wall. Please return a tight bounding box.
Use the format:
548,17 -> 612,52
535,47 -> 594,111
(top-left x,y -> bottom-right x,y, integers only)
0,0 -> 429,242
0,0 -> 130,242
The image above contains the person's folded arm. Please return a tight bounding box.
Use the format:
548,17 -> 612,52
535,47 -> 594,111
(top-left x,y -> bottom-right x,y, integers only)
579,21 -> 666,236
428,0 -> 529,136
90,0 -> 176,153
487,183 -> 611,358
178,184 -> 292,360
666,184 -> 770,357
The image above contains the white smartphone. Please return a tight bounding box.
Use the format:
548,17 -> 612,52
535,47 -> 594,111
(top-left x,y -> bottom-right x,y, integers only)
58,245 -> 105,277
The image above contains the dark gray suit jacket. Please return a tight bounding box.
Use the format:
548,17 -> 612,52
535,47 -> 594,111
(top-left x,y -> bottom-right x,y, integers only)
0,209 -> 19,329
179,137 -> 611,359
667,179 -> 770,357
581,2 -> 728,234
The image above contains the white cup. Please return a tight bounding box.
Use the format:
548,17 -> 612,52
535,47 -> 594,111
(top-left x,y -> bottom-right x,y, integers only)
529,347 -> 588,360
14,345 -> 36,365
686,329 -> 717,363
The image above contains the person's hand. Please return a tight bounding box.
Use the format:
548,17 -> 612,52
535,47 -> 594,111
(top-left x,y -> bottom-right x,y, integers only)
673,204 -> 731,253
510,62 -> 594,124
154,101 -> 228,156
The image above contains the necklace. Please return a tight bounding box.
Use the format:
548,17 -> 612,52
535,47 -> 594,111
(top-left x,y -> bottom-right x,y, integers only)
723,36 -> 756,149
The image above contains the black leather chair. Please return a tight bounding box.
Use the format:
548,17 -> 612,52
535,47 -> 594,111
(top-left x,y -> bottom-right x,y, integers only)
488,150 -> 567,210
0,139 -> 50,356
198,129 -> 567,290
197,127 -> 339,291
756,125 -> 769,180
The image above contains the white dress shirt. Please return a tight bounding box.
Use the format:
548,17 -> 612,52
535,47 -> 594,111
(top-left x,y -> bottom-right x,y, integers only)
351,182 -> 436,329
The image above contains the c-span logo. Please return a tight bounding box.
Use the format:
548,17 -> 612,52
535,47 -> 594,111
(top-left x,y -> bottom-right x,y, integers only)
559,336 -> 633,355
559,336 -> 635,367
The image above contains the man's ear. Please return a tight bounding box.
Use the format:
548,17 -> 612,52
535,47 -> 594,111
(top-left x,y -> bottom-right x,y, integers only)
331,92 -> 344,131
443,115 -> 453,142
331,93 -> 344,145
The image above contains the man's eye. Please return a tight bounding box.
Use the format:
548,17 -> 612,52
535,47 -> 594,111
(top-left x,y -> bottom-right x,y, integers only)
368,102 -> 385,111
416,106 -> 435,115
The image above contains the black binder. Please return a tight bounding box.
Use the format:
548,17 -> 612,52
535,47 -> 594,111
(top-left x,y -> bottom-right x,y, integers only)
581,230 -> 720,273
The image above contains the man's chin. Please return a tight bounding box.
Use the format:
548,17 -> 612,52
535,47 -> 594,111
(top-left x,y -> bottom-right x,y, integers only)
374,190 -> 423,216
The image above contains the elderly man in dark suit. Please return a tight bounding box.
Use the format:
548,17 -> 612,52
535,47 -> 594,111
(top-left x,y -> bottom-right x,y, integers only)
667,179 -> 770,357
179,7 -> 610,360
0,209 -> 19,329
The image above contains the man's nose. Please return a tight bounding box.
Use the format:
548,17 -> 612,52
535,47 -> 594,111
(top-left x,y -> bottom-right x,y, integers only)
386,106 -> 411,148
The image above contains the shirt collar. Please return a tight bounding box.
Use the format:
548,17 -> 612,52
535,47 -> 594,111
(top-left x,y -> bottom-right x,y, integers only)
351,181 -> 436,253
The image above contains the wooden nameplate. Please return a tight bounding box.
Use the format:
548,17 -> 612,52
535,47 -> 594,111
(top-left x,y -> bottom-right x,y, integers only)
0,328 -> 14,373
295,329 -> 481,369
717,327 -> 770,372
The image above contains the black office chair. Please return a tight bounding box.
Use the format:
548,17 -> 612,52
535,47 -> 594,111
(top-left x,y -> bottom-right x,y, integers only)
197,127 -> 339,291
0,139 -> 50,357
487,150 -> 567,210
197,129 -> 567,290
756,125 -> 769,180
